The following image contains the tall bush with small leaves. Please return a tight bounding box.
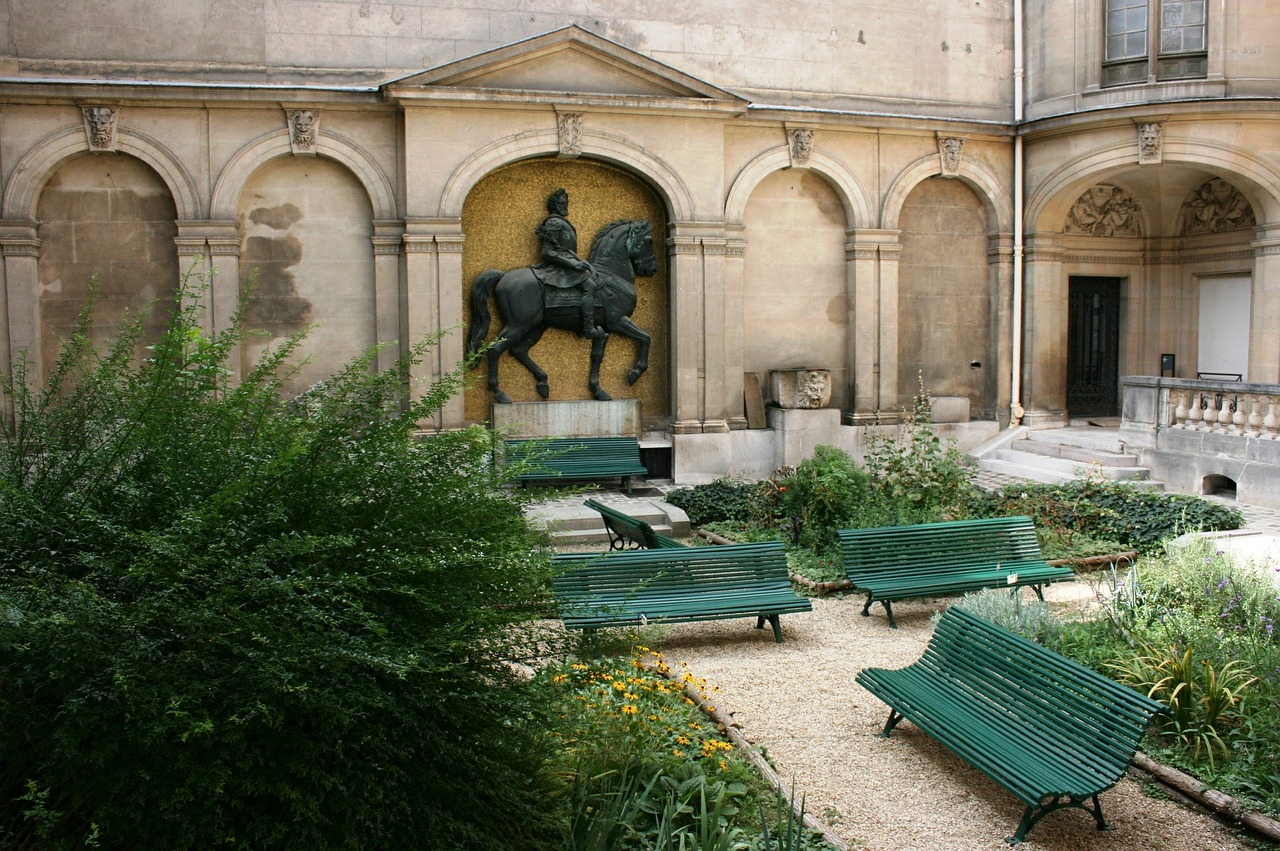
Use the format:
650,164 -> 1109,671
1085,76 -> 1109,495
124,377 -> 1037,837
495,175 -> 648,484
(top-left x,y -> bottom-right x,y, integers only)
0,274 -> 563,850
861,380 -> 977,525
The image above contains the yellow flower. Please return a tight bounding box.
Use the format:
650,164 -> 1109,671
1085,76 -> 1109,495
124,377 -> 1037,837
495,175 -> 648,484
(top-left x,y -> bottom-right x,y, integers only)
612,681 -> 627,691
622,705 -> 638,715
672,749 -> 684,758
676,736 -> 690,745
552,674 -> 567,683
571,663 -> 589,670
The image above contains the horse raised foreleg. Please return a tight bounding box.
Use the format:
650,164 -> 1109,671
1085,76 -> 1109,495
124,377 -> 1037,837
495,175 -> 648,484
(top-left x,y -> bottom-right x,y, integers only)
587,333 -> 612,401
609,316 -> 651,386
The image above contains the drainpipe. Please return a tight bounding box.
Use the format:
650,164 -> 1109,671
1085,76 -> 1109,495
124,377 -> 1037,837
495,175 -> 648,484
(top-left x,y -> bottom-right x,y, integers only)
1009,0 -> 1026,426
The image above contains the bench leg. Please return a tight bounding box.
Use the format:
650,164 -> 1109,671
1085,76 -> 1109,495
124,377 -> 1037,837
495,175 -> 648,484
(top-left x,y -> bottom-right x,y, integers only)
1007,793 -> 1112,845
861,595 -> 897,628
877,709 -> 905,738
755,613 -> 784,643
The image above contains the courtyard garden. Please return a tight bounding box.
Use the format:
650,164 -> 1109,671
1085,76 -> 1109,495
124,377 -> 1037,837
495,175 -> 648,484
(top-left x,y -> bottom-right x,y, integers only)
1,273 -> 1275,849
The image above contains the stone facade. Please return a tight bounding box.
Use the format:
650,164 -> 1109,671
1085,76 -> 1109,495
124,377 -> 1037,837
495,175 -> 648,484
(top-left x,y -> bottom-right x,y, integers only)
0,1 -> 1275,481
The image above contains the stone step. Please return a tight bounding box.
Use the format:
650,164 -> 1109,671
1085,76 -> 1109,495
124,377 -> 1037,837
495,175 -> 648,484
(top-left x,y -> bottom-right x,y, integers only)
990,447 -> 1151,481
1012,438 -> 1140,468
527,497 -> 689,546
1023,426 -> 1127,454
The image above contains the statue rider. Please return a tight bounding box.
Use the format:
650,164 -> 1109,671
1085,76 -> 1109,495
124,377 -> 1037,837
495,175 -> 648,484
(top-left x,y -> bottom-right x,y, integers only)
532,188 -> 606,339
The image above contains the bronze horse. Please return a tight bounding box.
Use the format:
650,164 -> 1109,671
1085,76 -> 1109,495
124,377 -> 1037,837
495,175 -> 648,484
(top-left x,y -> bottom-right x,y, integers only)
466,219 -> 657,404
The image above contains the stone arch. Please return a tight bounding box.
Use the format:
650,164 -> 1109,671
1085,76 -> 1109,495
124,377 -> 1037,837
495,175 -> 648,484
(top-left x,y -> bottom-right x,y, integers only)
438,127 -> 695,221
724,146 -> 872,228
3,125 -> 199,221
1026,140 -> 1280,233
881,152 -> 1012,233
210,129 -> 397,222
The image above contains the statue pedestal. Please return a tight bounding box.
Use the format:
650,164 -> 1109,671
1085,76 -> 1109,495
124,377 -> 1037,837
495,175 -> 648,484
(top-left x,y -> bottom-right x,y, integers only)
490,400 -> 641,439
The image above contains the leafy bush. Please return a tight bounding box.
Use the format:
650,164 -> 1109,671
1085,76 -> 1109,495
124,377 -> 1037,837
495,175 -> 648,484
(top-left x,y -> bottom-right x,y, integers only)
0,276 -> 563,850
861,385 -> 977,526
665,479 -> 760,527
969,479 -> 1243,555
767,446 -> 874,551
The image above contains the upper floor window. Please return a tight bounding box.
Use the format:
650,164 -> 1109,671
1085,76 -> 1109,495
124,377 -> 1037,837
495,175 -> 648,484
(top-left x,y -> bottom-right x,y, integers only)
1103,0 -> 1207,86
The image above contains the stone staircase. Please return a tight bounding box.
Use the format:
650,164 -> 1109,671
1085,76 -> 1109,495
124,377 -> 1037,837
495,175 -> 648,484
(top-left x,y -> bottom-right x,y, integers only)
529,495 -> 691,548
974,425 -> 1163,489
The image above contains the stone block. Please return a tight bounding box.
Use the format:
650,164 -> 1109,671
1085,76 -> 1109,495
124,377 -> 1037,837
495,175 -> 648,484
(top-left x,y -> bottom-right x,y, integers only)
930,396 -> 970,423
490,400 -> 640,439
770,368 -> 832,409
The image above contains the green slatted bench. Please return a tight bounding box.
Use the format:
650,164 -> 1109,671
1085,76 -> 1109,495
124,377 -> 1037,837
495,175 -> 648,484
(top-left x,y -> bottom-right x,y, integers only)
856,607 -> 1165,844
505,436 -> 649,495
584,498 -> 687,550
552,541 -> 811,643
837,516 -> 1076,628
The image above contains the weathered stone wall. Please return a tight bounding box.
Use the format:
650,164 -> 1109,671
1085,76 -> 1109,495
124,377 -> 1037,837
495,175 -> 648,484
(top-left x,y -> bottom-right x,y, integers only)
1,1 -> 1014,119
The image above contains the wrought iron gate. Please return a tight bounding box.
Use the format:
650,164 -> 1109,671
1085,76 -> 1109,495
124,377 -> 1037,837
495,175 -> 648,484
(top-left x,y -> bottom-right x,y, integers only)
1067,277 -> 1121,418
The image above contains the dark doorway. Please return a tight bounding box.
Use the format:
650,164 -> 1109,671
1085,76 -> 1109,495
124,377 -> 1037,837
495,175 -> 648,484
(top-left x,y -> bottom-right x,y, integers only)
1067,276 -> 1122,418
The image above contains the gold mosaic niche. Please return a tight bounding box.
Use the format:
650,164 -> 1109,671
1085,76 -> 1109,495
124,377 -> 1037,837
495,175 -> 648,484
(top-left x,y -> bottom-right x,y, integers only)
462,158 -> 670,425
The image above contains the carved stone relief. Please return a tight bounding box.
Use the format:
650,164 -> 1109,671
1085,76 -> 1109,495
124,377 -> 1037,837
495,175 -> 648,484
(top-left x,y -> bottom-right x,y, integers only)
938,136 -> 965,176
1137,121 -> 1164,164
772,368 -> 832,409
1182,177 -> 1256,235
287,109 -> 320,154
786,126 -> 815,168
1064,184 -> 1144,237
82,105 -> 119,152
557,111 -> 583,158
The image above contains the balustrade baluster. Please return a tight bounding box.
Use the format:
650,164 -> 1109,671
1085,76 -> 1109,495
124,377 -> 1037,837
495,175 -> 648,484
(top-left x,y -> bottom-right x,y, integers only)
1247,395 -> 1263,437
1188,392 -> 1205,429
1173,391 -> 1189,429
1266,399 -> 1280,440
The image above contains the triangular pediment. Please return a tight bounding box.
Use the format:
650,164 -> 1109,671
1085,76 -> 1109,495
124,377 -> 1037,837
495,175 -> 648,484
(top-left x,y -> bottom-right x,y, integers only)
388,25 -> 744,104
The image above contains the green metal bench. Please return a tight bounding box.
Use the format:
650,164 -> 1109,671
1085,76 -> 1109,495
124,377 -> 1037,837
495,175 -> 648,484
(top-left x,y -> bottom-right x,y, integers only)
837,516 -> 1075,628
856,606 -> 1165,844
552,541 -> 811,643
584,498 -> 687,550
504,436 -> 649,494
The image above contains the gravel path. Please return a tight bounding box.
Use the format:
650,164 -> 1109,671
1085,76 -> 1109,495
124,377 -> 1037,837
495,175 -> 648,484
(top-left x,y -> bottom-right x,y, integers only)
618,584 -> 1256,850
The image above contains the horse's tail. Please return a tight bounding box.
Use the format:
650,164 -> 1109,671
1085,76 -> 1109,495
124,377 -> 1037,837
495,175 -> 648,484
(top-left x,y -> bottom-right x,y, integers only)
466,269 -> 503,362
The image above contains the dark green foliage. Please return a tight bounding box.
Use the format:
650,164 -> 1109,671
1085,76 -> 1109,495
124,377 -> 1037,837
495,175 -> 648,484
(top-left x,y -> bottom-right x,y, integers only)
968,479 -> 1243,554
0,276 -> 563,850
767,445 -> 873,551
664,478 -> 758,527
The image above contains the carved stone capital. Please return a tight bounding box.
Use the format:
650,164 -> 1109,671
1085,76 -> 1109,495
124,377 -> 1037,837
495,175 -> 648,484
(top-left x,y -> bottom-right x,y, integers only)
938,136 -> 965,177
556,110 -> 584,158
1136,121 -> 1164,165
82,105 -> 119,152
286,108 -> 321,155
786,125 -> 816,168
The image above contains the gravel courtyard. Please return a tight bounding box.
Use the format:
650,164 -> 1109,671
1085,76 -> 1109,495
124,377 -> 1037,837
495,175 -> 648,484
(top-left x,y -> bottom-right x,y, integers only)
597,583 -> 1258,851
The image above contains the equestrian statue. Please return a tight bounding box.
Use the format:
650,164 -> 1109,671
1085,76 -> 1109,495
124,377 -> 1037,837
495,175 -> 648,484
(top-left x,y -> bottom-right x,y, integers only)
466,188 -> 657,404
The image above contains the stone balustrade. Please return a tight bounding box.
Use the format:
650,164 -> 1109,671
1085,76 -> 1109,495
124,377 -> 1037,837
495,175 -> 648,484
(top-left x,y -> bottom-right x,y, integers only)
1164,383 -> 1280,437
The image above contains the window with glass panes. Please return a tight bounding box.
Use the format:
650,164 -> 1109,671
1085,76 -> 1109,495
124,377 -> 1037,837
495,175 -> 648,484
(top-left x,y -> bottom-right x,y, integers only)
1103,0 -> 1207,86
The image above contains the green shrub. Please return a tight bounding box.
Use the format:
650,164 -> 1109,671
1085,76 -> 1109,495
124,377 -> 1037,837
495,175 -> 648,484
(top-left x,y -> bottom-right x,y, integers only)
768,446 -> 873,551
665,479 -> 760,527
969,479 -> 1243,555
0,275 -> 563,850
861,384 -> 978,526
